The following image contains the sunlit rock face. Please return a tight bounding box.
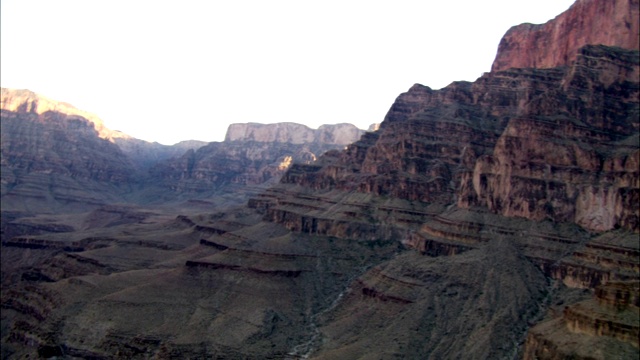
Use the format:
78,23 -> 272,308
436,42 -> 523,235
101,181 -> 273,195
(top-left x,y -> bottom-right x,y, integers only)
461,45 -> 639,232
1,88 -> 128,141
492,0 -> 640,72
224,122 -> 364,145
0,89 -> 211,212
1,89 -> 138,212
149,141 -> 320,192
281,45 -> 639,232
150,123 -> 365,194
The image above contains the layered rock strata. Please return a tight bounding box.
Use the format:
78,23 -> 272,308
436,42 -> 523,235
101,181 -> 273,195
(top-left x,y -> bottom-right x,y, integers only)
281,45 -> 639,233
492,0 -> 640,71
0,89 -> 206,213
1,93 -> 137,212
523,281 -> 639,359
1,0 -> 638,358
463,45 -> 640,232
225,122 -> 365,145
1,87 -> 366,211
149,123 -> 367,196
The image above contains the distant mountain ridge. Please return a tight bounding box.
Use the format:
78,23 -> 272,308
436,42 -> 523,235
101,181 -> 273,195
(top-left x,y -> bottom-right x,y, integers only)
225,122 -> 366,145
0,88 -> 128,142
0,87 -> 369,210
0,0 -> 638,358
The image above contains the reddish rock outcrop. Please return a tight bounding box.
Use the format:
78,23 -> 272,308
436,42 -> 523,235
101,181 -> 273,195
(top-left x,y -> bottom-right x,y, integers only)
1,1 -> 638,359
281,45 -> 639,233
492,0 -> 640,72
462,46 -> 639,232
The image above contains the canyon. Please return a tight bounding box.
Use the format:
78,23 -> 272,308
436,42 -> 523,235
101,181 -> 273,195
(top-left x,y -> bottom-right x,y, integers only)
1,87 -> 366,213
1,0 -> 638,359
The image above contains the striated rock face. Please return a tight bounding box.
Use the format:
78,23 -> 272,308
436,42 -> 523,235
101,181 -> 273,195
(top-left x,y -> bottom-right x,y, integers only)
523,281 -> 639,359
1,89 -> 138,212
282,45 -> 639,233
148,141 -> 322,194
492,0 -> 640,72
1,88 -> 127,142
1,1 -> 638,359
113,137 -> 207,171
224,122 -> 364,145
461,45 -> 640,232
150,123 -> 366,196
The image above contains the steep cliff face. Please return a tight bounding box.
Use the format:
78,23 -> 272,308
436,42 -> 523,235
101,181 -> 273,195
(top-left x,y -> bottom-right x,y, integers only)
492,0 -> 639,72
1,1 -> 638,359
113,138 -> 207,171
281,45 -> 639,232
0,88 -> 122,141
150,123 -> 367,196
148,141 -> 318,193
461,45 -> 639,232
1,89 -> 138,212
224,122 -> 365,145
1,88 -> 362,208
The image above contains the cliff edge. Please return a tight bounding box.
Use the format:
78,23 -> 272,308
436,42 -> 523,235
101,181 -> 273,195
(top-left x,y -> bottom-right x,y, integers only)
492,0 -> 639,72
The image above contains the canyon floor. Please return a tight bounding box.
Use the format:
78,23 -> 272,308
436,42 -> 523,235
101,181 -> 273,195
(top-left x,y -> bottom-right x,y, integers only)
1,185 -> 638,359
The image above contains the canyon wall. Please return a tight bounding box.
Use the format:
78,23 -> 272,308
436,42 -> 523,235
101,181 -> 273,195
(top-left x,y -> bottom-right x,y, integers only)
1,88 -> 368,208
1,90 -> 138,212
0,88 -> 120,141
148,122 -> 368,196
1,0 -> 638,358
225,122 -> 365,145
281,45 -> 639,232
492,0 -> 639,71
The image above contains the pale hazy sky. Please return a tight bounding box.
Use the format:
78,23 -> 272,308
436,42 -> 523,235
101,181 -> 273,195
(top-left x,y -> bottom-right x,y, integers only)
1,0 -> 575,145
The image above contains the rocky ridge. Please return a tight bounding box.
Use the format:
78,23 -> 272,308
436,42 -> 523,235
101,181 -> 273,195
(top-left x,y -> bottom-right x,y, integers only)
147,123 -> 368,197
0,88 -> 124,141
225,122 -> 365,145
281,45 -> 639,233
1,0 -> 638,358
492,0 -> 640,72
1,91 -> 137,213
1,88 -> 368,211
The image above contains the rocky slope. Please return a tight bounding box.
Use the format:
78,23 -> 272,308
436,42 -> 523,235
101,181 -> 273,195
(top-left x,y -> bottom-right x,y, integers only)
1,0 -> 638,359
0,88 -> 211,202
282,44 -> 639,233
1,89 -> 138,213
147,123 -> 367,198
492,0 -> 639,71
1,88 -> 365,210
0,88 -> 124,141
523,280 -> 639,359
113,138 -> 208,171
